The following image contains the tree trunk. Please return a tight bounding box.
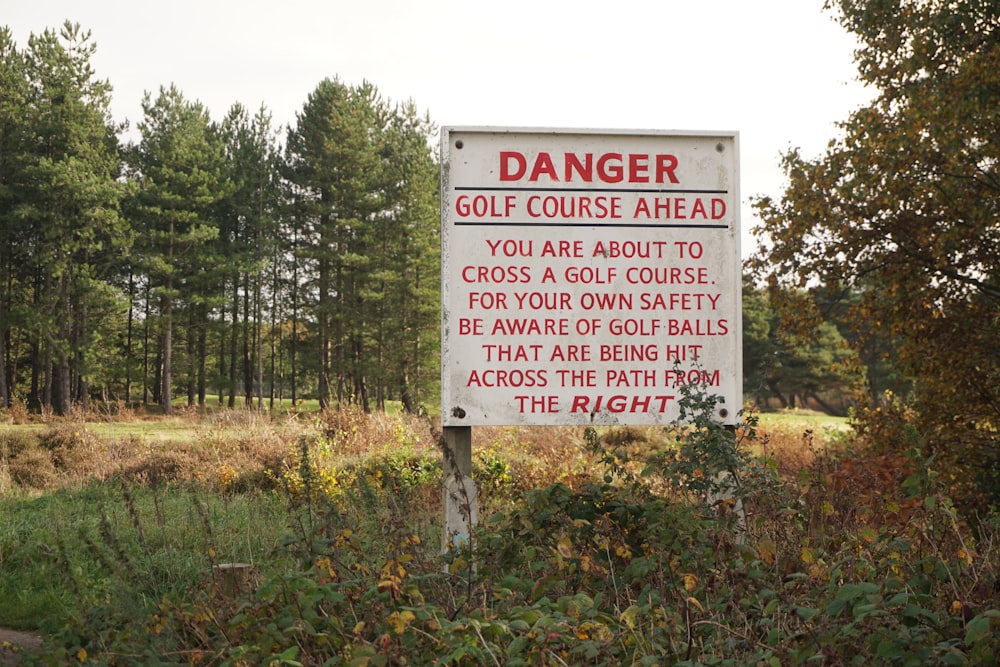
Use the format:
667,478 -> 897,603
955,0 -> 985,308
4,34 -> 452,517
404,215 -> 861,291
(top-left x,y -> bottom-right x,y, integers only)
142,279 -> 151,406
808,392 -> 847,417
187,308 -> 197,408
317,222 -> 330,410
125,271 -> 135,405
161,297 -> 173,415
198,309 -> 207,407
255,275 -> 263,411
242,283 -> 252,407
161,219 -> 175,415
0,300 -> 8,408
55,277 -> 72,416
218,314 -> 226,407
228,278 -> 238,409
766,381 -> 788,409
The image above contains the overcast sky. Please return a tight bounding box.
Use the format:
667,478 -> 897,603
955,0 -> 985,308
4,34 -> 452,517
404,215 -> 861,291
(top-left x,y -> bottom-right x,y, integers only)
5,0 -> 874,256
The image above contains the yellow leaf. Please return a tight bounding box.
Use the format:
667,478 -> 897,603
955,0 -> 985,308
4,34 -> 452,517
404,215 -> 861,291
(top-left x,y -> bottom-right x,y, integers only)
377,577 -> 401,595
387,610 -> 415,634
687,596 -> 704,612
683,573 -> 698,592
619,604 -> 640,630
801,547 -> 815,564
76,647 -> 88,663
449,555 -> 468,573
557,536 -> 574,559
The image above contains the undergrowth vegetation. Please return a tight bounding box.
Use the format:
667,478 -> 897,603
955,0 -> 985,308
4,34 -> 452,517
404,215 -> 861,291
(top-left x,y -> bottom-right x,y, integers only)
1,392 -> 998,665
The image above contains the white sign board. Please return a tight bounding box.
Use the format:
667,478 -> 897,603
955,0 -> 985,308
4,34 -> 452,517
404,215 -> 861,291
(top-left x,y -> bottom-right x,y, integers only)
441,127 -> 741,426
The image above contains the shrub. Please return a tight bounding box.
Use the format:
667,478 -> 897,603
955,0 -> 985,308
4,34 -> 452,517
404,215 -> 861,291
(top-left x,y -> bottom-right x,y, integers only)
0,397 -> 32,425
7,400 -> 999,666
7,446 -> 58,490
0,430 -> 38,459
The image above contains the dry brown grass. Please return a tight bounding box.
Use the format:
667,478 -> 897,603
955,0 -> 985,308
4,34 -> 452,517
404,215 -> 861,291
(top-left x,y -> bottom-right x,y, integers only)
756,422 -> 823,479
317,407 -> 438,461
0,409 -> 311,493
472,424 -> 596,491
0,406 -> 841,499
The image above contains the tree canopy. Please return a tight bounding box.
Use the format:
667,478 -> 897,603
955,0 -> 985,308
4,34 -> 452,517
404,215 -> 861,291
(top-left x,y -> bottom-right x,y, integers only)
750,0 -> 1000,499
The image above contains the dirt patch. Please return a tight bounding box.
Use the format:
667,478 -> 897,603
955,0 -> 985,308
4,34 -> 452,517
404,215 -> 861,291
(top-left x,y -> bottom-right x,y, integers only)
0,628 -> 43,664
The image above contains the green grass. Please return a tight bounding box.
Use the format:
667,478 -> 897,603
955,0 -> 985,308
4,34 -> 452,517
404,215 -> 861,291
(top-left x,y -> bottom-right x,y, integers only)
756,408 -> 850,430
0,483 -> 292,631
1,419 -> 216,448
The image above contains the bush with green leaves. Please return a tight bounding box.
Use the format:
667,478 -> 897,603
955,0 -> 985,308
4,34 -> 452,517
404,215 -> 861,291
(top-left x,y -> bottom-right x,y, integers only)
13,387 -> 1000,665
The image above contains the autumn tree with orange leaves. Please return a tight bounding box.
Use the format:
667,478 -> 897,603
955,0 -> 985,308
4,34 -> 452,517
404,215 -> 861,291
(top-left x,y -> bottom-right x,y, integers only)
750,0 -> 1000,503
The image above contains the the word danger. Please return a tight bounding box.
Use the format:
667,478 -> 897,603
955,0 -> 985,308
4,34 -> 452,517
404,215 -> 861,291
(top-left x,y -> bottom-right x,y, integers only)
499,151 -> 680,184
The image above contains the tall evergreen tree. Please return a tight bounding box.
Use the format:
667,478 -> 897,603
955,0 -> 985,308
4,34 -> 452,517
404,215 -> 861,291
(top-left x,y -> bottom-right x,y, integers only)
3,22 -> 443,415
375,102 -> 439,412
218,103 -> 281,409
0,27 -> 27,408
130,84 -> 227,414
285,79 -> 381,409
284,79 -> 439,411
5,22 -> 126,414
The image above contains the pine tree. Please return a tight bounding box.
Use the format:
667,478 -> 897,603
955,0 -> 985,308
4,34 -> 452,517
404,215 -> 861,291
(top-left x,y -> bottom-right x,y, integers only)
284,79 -> 440,411
130,85 -> 227,414
376,102 -> 440,412
0,27 -> 27,408
6,22 -> 126,413
285,79 -> 382,409
218,103 -> 281,409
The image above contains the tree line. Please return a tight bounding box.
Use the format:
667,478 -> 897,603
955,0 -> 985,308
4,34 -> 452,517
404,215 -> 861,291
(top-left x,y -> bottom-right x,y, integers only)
0,22 -> 440,415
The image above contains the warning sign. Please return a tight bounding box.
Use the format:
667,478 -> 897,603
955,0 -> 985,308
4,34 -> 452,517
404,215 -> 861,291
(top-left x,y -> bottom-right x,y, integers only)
441,128 -> 742,426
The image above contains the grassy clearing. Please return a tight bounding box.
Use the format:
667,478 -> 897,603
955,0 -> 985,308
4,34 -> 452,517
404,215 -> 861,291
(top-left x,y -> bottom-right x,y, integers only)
757,408 -> 850,429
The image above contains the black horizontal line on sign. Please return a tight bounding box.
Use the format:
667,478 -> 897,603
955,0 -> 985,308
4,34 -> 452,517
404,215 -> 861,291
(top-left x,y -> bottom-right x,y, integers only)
453,186 -> 728,194
452,221 -> 730,229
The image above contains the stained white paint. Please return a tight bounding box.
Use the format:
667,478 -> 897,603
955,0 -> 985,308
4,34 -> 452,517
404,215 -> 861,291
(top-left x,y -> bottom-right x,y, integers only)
441,127 -> 742,426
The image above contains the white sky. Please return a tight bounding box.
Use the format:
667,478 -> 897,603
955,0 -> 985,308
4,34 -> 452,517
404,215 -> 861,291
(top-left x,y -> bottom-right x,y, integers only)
5,0 -> 874,257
